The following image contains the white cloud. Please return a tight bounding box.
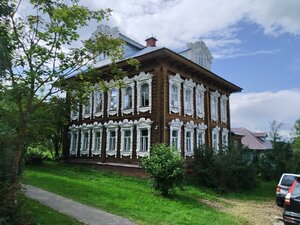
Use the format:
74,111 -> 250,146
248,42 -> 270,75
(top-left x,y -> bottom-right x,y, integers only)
231,89 -> 300,138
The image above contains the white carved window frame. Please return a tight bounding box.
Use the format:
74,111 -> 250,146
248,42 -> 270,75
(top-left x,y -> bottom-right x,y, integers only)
220,94 -> 228,123
196,123 -> 207,148
106,80 -> 119,117
93,85 -> 104,118
91,122 -> 103,156
222,128 -> 229,148
134,72 -> 153,114
79,123 -> 92,156
196,84 -> 206,118
212,126 -> 220,152
134,118 -> 153,158
183,79 -> 196,117
69,125 -> 79,156
169,73 -> 184,114
210,90 -> 220,122
82,94 -> 92,119
119,119 -> 134,158
121,76 -> 135,116
104,120 -> 119,157
70,103 -> 79,121
168,118 -> 183,151
184,121 -> 196,157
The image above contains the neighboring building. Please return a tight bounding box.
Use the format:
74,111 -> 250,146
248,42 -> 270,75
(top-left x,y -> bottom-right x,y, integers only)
65,25 -> 242,164
231,127 -> 273,151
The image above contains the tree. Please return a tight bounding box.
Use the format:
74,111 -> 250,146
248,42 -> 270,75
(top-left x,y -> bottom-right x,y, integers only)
140,144 -> 184,196
0,0 -> 138,220
293,119 -> 300,153
0,0 -> 138,178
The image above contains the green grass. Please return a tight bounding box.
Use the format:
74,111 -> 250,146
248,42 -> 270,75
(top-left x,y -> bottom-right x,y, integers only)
224,180 -> 277,201
24,197 -> 83,225
23,162 -> 245,225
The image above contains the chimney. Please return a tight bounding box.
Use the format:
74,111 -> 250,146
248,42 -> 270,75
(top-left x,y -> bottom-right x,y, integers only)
145,36 -> 157,47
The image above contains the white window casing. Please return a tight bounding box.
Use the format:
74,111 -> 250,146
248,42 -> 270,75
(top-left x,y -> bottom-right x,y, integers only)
168,118 -> 183,150
93,85 -> 104,118
69,125 -> 79,156
104,120 -> 119,157
119,119 -> 134,158
184,121 -> 196,157
79,123 -> 92,156
121,76 -> 135,116
107,80 -> 119,117
169,73 -> 184,114
210,90 -> 220,122
212,126 -> 220,152
196,123 -> 207,148
134,72 -> 153,114
222,128 -> 229,148
196,84 -> 206,118
183,79 -> 196,117
91,122 -> 103,156
221,94 -> 228,123
82,94 -> 92,119
134,118 -> 153,158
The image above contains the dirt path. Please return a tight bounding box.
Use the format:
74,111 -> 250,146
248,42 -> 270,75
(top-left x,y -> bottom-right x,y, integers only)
200,198 -> 283,225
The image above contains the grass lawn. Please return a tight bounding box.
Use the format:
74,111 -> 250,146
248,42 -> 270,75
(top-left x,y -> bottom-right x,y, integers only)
23,161 -> 246,225
24,197 -> 83,225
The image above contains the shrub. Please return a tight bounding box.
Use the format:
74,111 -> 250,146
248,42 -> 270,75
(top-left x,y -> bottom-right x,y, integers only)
25,147 -> 47,165
193,145 -> 259,193
140,144 -> 184,196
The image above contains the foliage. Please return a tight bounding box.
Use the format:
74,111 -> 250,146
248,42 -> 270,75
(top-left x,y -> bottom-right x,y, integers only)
193,145 -> 259,193
23,162 -> 244,225
140,144 -> 184,196
25,146 -> 48,165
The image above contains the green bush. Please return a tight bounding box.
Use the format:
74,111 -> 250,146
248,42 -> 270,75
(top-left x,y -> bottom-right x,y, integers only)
193,145 -> 259,193
25,147 -> 47,165
140,144 -> 184,196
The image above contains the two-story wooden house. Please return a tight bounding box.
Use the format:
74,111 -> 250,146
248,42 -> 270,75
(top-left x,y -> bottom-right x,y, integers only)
65,25 -> 242,165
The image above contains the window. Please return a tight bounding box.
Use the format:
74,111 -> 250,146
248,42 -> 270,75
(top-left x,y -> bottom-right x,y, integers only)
82,94 -> 92,119
169,74 -> 184,114
119,119 -> 134,158
124,87 -> 133,110
70,103 -> 79,121
210,91 -> 220,121
196,123 -> 207,148
171,130 -> 179,149
141,83 -> 149,107
140,129 -> 149,152
93,90 -> 103,117
91,122 -> 102,155
134,72 -> 153,114
104,121 -> 118,157
212,126 -> 220,152
135,118 -> 153,158
222,128 -> 229,148
196,84 -> 206,118
185,132 -> 192,152
109,131 -> 116,151
71,133 -> 78,152
110,88 -> 118,111
80,124 -> 91,155
221,94 -> 228,123
169,118 -> 183,151
184,121 -> 196,157
183,79 -> 196,116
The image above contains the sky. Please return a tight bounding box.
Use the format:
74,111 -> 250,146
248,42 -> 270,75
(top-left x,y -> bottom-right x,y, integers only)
19,0 -> 300,138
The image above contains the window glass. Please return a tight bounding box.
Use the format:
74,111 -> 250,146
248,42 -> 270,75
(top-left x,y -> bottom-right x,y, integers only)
185,89 -> 192,111
171,130 -> 178,148
72,133 -> 77,151
292,180 -> 300,197
109,130 -> 116,151
141,83 -> 149,107
124,86 -> 133,110
83,132 -> 89,151
282,175 -> 297,186
94,91 -> 102,113
124,130 -> 131,151
94,131 -> 101,151
110,88 -> 118,111
186,131 -> 191,152
171,84 -> 178,108
140,129 -> 149,152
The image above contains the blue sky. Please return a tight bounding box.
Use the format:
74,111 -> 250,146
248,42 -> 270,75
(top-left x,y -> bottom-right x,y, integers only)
20,0 -> 300,137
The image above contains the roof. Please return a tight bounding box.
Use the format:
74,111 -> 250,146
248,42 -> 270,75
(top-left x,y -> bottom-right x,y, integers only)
231,127 -> 273,150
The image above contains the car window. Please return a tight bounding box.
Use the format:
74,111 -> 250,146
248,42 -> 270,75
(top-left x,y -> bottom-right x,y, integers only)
292,181 -> 300,197
281,175 -> 297,186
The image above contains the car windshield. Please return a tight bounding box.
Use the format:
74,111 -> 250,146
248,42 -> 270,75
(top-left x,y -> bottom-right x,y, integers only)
281,175 -> 297,186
